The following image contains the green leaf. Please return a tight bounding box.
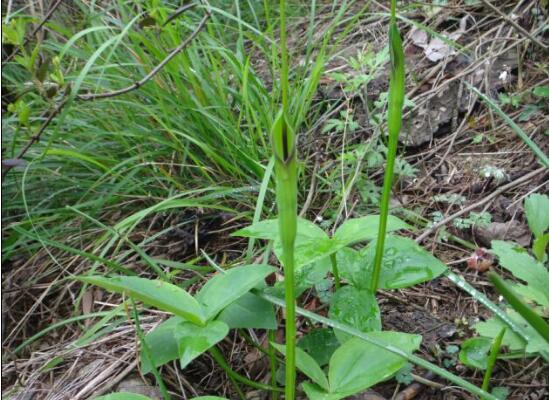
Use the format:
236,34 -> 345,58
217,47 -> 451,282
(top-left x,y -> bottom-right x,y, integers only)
298,329 -> 340,367
491,241 -> 549,306
328,332 -> 422,396
232,217 -> 326,241
217,292 -> 277,329
474,310 -> 547,353
338,236 -> 447,290
491,387 -> 510,400
302,382 -> 343,400
94,393 -> 152,400
141,316 -> 182,374
533,85 -> 549,98
524,193 -> 549,238
174,320 -> 229,369
532,233 -> 549,262
196,264 -> 275,320
333,215 -> 410,246
272,343 -> 329,391
78,276 -> 205,325
328,286 -> 381,343
459,337 -> 491,369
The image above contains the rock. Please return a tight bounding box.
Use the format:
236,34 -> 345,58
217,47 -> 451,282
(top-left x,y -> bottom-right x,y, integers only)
474,221 -> 531,248
117,375 -> 162,400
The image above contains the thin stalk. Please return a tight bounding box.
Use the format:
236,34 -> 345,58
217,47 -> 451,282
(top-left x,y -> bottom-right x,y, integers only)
481,327 -> 506,398
330,253 -> 341,289
280,0 -> 289,114
370,0 -> 405,291
257,291 -> 500,400
268,330 -> 279,400
209,346 -> 284,393
129,299 -> 171,400
275,1 -> 297,398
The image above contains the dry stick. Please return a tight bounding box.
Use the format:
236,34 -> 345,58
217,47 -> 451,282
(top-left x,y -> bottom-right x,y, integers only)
415,166 -> 547,243
78,11 -> 210,101
2,8 -> 210,181
2,0 -> 64,65
479,0 -> 547,51
1,95 -> 69,180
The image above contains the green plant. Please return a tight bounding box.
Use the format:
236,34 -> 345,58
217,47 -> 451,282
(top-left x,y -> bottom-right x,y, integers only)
524,193 -> 549,262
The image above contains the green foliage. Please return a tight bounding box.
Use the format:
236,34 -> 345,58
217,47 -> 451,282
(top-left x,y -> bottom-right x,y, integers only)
459,337 -> 491,369
78,276 -> 206,325
174,320 -> 229,369
329,286 -> 381,343
217,293 -> 277,329
338,236 -> 447,290
524,193 -> 549,261
297,329 -> 340,367
81,264 -> 275,375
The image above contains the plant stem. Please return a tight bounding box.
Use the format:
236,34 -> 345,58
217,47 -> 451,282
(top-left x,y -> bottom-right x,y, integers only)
370,0 -> 405,291
330,253 -> 341,289
280,0 -> 289,114
268,330 -> 279,400
209,346 -> 284,393
129,299 -> 171,400
482,327 -> 506,397
275,1 -> 297,398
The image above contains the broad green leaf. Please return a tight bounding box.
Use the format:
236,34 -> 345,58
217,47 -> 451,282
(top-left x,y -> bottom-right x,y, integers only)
196,264 -> 275,320
302,382 -> 343,400
474,310 -> 547,353
491,241 -> 549,306
141,316 -> 182,374
459,337 -> 491,369
234,218 -> 334,269
79,276 -> 205,325
217,292 -> 277,329
524,193 -> 549,237
333,215 -> 410,246
338,236 -> 447,290
174,320 -> 229,369
272,343 -> 329,391
298,328 -> 339,367
94,393 -> 152,400
329,286 -> 381,343
328,332 -> 422,396
232,218 -> 327,241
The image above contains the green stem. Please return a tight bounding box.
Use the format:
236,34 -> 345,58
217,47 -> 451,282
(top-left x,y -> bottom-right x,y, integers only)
330,253 -> 341,290
482,327 -> 506,397
130,299 -> 171,400
257,291 -> 500,400
209,346 -> 284,393
370,0 -> 405,292
280,0 -> 289,114
268,330 -> 279,400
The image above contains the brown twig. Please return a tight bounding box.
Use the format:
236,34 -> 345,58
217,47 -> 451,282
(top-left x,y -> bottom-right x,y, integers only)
1,95 -> 69,180
2,0 -> 64,65
479,0 -> 547,51
415,166 -> 547,243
